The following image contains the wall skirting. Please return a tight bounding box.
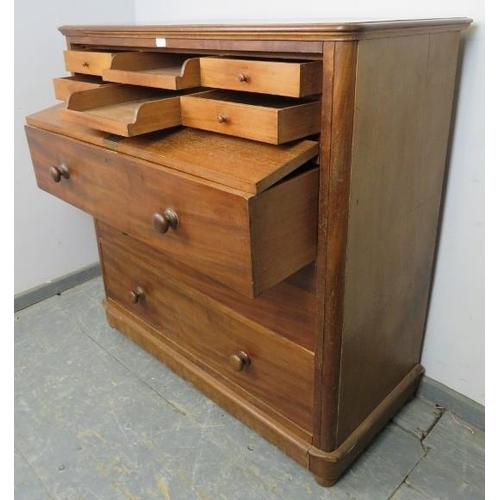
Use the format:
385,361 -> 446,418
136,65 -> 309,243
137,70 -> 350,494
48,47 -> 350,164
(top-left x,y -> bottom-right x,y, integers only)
418,376 -> 484,430
14,263 -> 101,312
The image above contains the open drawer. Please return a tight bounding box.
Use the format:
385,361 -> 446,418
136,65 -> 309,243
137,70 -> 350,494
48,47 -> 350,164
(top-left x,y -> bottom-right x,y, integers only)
25,109 -> 320,297
59,85 -> 196,137
181,90 -> 321,144
63,50 -> 201,89
53,75 -> 116,101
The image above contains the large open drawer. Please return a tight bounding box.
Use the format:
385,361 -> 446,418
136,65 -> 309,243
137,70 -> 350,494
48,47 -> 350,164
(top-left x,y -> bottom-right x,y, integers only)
25,108 -> 319,297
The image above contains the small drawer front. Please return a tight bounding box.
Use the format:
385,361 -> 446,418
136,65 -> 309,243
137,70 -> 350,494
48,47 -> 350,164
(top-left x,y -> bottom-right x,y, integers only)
25,126 -> 319,297
100,240 -> 315,432
53,76 -> 115,101
200,58 -> 322,97
181,90 -> 321,144
64,50 -> 121,76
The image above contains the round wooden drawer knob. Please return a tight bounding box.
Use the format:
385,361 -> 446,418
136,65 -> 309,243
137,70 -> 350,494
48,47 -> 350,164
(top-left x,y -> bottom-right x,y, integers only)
49,164 -> 70,183
128,287 -> 145,304
216,113 -> 228,124
152,208 -> 179,234
238,72 -> 249,82
229,351 -> 251,372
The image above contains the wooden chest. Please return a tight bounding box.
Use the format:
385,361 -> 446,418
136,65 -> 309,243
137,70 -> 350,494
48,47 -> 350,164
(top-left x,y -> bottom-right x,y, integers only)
24,18 -> 471,485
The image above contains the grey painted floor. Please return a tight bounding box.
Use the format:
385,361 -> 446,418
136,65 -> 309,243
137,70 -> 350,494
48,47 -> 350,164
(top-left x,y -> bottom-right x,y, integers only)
15,277 -> 485,499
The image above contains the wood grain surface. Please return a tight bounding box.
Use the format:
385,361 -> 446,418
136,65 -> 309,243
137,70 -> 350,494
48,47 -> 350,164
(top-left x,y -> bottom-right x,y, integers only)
336,32 -> 462,445
181,90 -> 321,144
26,105 -> 319,194
100,238 -> 315,433
26,126 -> 318,297
199,58 -> 322,97
95,220 -> 318,351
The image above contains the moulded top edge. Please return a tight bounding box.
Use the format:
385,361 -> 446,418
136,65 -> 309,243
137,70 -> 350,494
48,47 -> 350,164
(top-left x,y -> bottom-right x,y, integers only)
59,18 -> 473,40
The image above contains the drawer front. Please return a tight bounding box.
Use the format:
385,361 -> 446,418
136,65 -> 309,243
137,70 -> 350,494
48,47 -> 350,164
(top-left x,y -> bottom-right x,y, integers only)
181,90 -> 321,144
25,126 -> 319,297
64,50 -> 118,76
53,76 -> 115,101
100,239 -> 315,432
199,58 -> 322,97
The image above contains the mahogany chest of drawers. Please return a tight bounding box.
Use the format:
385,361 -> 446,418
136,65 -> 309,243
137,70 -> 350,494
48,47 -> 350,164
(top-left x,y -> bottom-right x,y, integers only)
25,19 -> 471,485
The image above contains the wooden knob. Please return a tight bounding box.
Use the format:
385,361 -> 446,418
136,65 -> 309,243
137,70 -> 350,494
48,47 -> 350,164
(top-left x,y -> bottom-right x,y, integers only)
128,287 -> 145,304
82,61 -> 89,68
216,113 -> 228,124
152,208 -> 179,234
49,165 -> 70,182
229,351 -> 251,372
238,72 -> 249,82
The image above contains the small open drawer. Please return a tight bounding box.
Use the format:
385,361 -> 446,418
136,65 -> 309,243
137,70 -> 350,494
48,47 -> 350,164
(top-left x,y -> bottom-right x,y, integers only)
64,50 -> 132,76
181,90 -> 321,144
63,50 -> 201,90
200,57 -> 322,97
102,54 -> 201,90
53,75 -> 116,101
59,85 -> 193,137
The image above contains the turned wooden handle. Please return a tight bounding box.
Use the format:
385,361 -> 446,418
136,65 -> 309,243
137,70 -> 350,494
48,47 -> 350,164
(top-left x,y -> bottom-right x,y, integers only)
128,287 -> 145,304
216,113 -> 228,124
152,208 -> 179,234
238,72 -> 249,82
229,351 -> 251,372
49,165 -> 70,183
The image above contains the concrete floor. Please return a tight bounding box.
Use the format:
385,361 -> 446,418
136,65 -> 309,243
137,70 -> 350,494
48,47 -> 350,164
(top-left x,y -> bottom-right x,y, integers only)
14,277 -> 485,499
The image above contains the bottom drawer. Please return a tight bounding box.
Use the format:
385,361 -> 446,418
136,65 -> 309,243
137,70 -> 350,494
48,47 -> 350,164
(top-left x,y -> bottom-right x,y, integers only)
99,237 -> 315,433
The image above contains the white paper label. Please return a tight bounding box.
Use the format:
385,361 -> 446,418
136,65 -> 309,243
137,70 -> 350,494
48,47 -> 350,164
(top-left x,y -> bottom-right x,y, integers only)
155,37 -> 167,47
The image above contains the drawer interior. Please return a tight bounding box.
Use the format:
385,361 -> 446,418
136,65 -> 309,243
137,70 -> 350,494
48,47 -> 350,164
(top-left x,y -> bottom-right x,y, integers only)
102,54 -> 201,90
182,89 -> 319,109
60,85 -> 199,137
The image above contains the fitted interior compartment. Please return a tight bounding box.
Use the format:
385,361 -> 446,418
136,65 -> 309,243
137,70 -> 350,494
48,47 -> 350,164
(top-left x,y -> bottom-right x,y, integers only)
102,53 -> 201,90
59,85 -> 198,137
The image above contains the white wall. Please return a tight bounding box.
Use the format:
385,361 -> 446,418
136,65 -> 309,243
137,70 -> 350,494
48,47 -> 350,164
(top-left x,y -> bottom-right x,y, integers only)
137,1 -> 484,404
14,0 -> 135,294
